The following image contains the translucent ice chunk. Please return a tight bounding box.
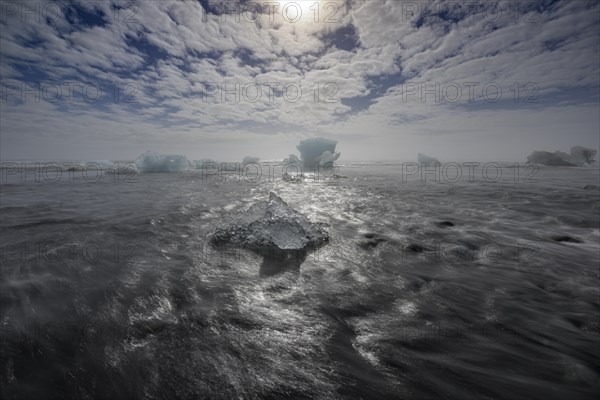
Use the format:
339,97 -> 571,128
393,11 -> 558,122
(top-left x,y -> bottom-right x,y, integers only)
211,192 -> 329,250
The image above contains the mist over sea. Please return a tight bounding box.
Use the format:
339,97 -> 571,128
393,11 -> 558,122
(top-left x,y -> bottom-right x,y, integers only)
1,162 -> 599,399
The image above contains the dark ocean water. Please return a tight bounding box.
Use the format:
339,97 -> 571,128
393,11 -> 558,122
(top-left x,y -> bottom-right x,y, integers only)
1,163 -> 599,399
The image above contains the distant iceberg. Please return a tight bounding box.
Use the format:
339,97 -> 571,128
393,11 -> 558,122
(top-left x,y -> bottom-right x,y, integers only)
317,150 -> 341,167
134,151 -> 191,172
296,137 -> 339,170
192,159 -> 215,169
281,154 -> 304,181
211,192 -> 329,251
526,146 -> 597,167
282,154 -> 301,166
569,146 -> 597,166
417,153 -> 440,166
242,156 -> 260,166
526,151 -> 575,166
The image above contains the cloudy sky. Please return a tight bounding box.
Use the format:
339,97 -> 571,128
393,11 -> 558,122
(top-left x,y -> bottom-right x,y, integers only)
1,0 -> 598,161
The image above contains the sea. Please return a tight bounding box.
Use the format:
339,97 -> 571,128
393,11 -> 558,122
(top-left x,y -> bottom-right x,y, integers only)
1,161 -> 599,399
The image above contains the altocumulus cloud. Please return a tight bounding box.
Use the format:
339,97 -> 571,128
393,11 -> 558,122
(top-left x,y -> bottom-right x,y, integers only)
0,0 -> 598,160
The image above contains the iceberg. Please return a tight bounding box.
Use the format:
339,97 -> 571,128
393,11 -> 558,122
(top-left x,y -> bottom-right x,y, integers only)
417,153 -> 440,166
134,151 -> 191,172
242,156 -> 260,166
317,150 -> 341,167
296,137 -> 339,170
282,154 -> 303,173
526,146 -> 597,167
192,159 -> 215,169
282,154 -> 301,166
568,146 -> 597,166
526,151 -> 575,166
281,155 -> 304,181
211,192 -> 329,251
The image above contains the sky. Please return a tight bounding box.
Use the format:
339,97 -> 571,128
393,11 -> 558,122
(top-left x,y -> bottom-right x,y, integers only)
0,0 -> 599,162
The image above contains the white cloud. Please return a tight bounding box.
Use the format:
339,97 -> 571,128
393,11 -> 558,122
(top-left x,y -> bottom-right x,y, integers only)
1,0 -> 598,160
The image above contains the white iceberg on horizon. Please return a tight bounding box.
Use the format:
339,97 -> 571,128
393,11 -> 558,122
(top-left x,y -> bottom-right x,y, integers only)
296,137 -> 339,170
417,153 -> 440,166
135,151 -> 191,172
192,159 -> 216,169
317,150 -> 341,167
242,156 -> 260,166
526,146 -> 597,167
568,146 -> 597,166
